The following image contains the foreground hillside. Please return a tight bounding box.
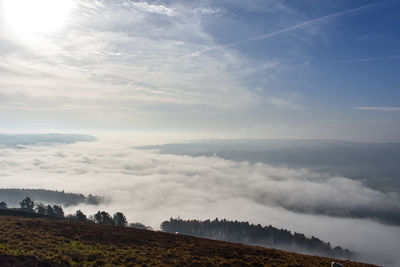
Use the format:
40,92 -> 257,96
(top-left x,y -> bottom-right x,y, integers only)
0,215 -> 377,267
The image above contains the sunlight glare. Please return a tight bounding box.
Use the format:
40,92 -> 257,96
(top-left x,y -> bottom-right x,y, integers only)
2,0 -> 74,36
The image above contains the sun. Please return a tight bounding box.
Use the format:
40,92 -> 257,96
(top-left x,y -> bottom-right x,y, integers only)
1,0 -> 75,37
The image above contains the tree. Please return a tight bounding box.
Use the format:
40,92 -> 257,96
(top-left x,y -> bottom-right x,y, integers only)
113,212 -> 127,227
19,197 -> 34,212
35,202 -> 46,215
46,205 -> 55,217
0,201 -> 7,210
94,211 -> 114,225
75,210 -> 87,222
94,211 -> 102,223
53,205 -> 64,218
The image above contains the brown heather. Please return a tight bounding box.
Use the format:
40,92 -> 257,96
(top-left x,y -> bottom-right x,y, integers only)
0,215 -> 378,267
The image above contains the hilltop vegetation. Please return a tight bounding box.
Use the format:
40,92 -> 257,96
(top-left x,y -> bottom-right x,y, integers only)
0,215 -> 376,267
161,218 -> 353,259
1,196 -> 357,261
0,196 -> 127,228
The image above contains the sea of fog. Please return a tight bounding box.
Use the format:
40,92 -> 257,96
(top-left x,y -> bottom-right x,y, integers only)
0,136 -> 399,266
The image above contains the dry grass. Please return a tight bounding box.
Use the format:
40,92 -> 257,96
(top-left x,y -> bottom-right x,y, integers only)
0,215 -> 378,266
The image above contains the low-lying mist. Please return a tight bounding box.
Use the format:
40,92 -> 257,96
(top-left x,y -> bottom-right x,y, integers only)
138,139 -> 400,194
0,138 -> 399,266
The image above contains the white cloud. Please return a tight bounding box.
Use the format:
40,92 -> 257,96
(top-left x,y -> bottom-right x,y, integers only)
0,0 -> 303,131
192,7 -> 225,15
129,1 -> 176,16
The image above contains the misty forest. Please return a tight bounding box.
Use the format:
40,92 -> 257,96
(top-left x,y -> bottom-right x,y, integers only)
161,218 -> 353,259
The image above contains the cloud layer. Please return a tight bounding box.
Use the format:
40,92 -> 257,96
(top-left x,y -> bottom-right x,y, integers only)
354,106 -> 400,112
0,139 -> 399,265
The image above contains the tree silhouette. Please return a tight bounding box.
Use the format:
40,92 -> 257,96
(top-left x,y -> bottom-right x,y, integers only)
75,210 -> 87,222
46,205 -> 56,217
19,197 -> 34,212
53,205 -> 64,218
94,211 -> 114,225
35,202 -> 46,215
0,201 -> 7,210
113,212 -> 127,227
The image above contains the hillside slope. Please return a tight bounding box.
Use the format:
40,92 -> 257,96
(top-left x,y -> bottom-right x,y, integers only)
0,215 -> 377,267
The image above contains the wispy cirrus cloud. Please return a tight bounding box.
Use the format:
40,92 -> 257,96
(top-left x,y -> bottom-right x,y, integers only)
0,0 -> 310,132
0,1 -> 259,109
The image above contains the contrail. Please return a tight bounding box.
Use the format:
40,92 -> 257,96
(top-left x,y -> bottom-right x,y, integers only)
183,4 -> 374,58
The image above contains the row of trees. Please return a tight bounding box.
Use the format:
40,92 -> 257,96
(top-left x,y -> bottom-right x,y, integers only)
161,218 -> 354,259
18,197 -> 64,218
73,210 -> 128,227
0,197 -> 127,227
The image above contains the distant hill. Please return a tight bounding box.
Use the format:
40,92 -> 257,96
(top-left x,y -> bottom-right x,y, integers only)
0,133 -> 97,147
0,188 -> 103,207
0,215 -> 377,267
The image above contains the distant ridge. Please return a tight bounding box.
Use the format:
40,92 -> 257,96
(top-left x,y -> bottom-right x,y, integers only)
0,133 -> 97,146
0,188 -> 104,207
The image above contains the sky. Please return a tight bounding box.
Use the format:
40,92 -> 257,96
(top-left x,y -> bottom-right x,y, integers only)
0,0 -> 400,140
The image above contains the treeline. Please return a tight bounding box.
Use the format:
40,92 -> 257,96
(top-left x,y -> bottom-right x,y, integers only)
161,218 -> 353,259
0,188 -> 103,207
0,197 -> 127,227
67,210 -> 128,227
